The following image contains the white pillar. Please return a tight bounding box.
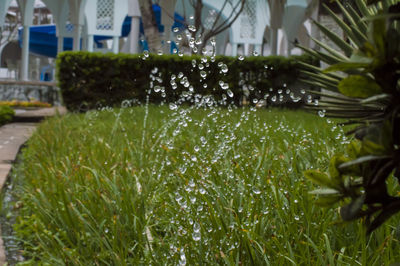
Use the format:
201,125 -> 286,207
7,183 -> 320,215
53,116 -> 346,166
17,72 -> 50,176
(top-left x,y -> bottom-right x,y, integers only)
271,28 -> 278,55
21,26 -> 30,80
73,24 -> 82,51
231,43 -> 238,56
244,43 -> 250,56
18,0 -> 35,80
112,36 -> 119,53
129,16 -> 140,53
57,35 -> 64,53
87,34 -> 94,52
82,36 -> 87,51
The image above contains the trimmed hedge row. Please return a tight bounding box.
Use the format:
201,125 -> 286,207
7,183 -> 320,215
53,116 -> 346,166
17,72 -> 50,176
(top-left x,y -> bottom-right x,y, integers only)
57,52 -> 317,111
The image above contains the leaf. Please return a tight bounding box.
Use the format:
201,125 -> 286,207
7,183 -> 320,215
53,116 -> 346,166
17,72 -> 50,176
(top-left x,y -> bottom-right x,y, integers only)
324,62 -> 371,73
340,195 -> 365,221
338,75 -> 382,98
339,155 -> 389,169
372,16 -> 386,54
304,170 -> 333,187
360,93 -> 390,104
315,194 -> 343,207
346,141 -> 362,159
312,20 -> 354,56
367,200 -> 400,234
309,188 -> 342,195
361,139 -> 386,155
328,155 -> 346,187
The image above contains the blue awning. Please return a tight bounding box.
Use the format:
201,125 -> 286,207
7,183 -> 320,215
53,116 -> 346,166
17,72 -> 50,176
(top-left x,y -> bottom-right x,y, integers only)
19,4 -> 186,58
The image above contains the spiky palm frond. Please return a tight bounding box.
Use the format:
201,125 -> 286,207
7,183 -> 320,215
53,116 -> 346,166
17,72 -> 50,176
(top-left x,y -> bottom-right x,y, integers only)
299,0 -> 400,233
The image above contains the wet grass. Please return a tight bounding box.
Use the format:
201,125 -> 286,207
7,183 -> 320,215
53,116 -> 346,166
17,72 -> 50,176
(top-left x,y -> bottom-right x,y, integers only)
6,105 -> 400,264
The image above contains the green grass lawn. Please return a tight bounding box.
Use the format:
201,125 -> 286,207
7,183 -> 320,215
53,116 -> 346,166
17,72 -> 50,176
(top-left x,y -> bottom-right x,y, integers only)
6,105 -> 400,265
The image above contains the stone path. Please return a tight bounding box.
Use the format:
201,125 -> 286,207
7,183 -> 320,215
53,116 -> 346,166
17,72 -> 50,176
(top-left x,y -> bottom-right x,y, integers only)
0,107 -> 66,265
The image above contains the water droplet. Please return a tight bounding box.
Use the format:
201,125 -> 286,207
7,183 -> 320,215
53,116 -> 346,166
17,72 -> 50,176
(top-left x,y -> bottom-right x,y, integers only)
252,188 -> 261,195
227,89 -> 234,98
252,51 -> 259,56
169,103 -> 178,111
198,64 -> 204,70
193,222 -> 200,232
179,249 -> 187,265
188,25 -> 196,32
221,64 -> 228,73
176,34 -> 182,41
173,27 -> 179,33
210,37 -> 216,46
192,231 -> 201,241
143,50 -> 149,57
175,194 -> 183,202
318,110 -> 325,117
157,50 -> 163,55
154,85 -> 161,92
238,55 -> 244,61
200,71 -> 207,78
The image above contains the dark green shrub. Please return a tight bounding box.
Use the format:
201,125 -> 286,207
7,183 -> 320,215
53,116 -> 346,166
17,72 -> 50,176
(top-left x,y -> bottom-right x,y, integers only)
56,52 -> 317,111
300,0 -> 400,233
0,105 -> 15,126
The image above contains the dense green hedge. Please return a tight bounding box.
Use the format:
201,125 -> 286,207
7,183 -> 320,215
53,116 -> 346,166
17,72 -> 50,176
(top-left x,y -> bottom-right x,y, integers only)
0,106 -> 14,126
57,52 -> 317,111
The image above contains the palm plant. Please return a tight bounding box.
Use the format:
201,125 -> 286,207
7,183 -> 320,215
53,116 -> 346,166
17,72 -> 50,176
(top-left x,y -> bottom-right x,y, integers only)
298,0 -> 400,233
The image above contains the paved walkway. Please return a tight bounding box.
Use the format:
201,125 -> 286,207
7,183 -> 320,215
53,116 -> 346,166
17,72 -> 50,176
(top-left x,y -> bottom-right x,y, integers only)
0,106 -> 66,265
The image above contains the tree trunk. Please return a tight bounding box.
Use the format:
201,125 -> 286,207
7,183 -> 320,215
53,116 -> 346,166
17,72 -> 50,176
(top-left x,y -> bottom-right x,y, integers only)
268,0 -> 285,55
138,0 -> 161,52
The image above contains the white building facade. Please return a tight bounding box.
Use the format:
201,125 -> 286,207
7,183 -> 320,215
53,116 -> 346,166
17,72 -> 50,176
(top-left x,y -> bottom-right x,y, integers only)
0,0 -> 322,81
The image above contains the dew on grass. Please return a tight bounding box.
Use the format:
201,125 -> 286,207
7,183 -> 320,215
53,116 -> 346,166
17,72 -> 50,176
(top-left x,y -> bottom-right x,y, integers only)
199,187 -> 206,194
169,103 -> 178,111
179,249 -> 187,265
